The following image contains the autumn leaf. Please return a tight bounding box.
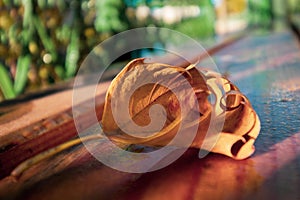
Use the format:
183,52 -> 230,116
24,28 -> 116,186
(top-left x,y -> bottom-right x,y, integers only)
102,58 -> 260,160
10,58 -> 262,178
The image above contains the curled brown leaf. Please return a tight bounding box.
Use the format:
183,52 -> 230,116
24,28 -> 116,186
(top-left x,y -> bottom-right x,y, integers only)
102,58 -> 260,160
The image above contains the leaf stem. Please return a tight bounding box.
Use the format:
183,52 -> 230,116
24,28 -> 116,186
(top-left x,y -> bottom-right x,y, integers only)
11,134 -> 103,178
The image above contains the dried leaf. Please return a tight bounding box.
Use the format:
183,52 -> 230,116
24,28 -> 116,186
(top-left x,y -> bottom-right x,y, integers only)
102,58 -> 260,160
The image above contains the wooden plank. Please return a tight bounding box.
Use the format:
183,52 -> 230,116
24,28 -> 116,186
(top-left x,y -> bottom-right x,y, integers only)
0,83 -> 109,179
0,82 -> 110,144
1,30 -> 300,200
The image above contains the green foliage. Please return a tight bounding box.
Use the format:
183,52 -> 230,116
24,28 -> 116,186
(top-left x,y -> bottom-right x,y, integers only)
33,16 -> 57,62
94,0 -> 129,33
159,0 -> 204,6
14,54 -> 31,95
173,16 -> 215,39
65,29 -> 80,78
0,0 -> 130,101
247,0 -> 273,27
2,0 -> 286,102
288,0 -> 300,13
179,1 -> 214,38
0,63 -> 16,99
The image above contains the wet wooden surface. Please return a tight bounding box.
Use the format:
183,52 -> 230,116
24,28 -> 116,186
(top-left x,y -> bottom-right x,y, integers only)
1,30 -> 300,200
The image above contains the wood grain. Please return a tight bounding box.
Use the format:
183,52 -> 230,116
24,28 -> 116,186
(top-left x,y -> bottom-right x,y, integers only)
1,30 -> 300,200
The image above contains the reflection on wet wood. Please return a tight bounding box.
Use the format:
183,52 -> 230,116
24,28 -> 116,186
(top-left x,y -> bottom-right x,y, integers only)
0,131 -> 299,199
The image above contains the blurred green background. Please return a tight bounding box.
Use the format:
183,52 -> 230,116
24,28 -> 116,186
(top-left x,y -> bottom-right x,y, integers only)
0,0 -> 299,101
